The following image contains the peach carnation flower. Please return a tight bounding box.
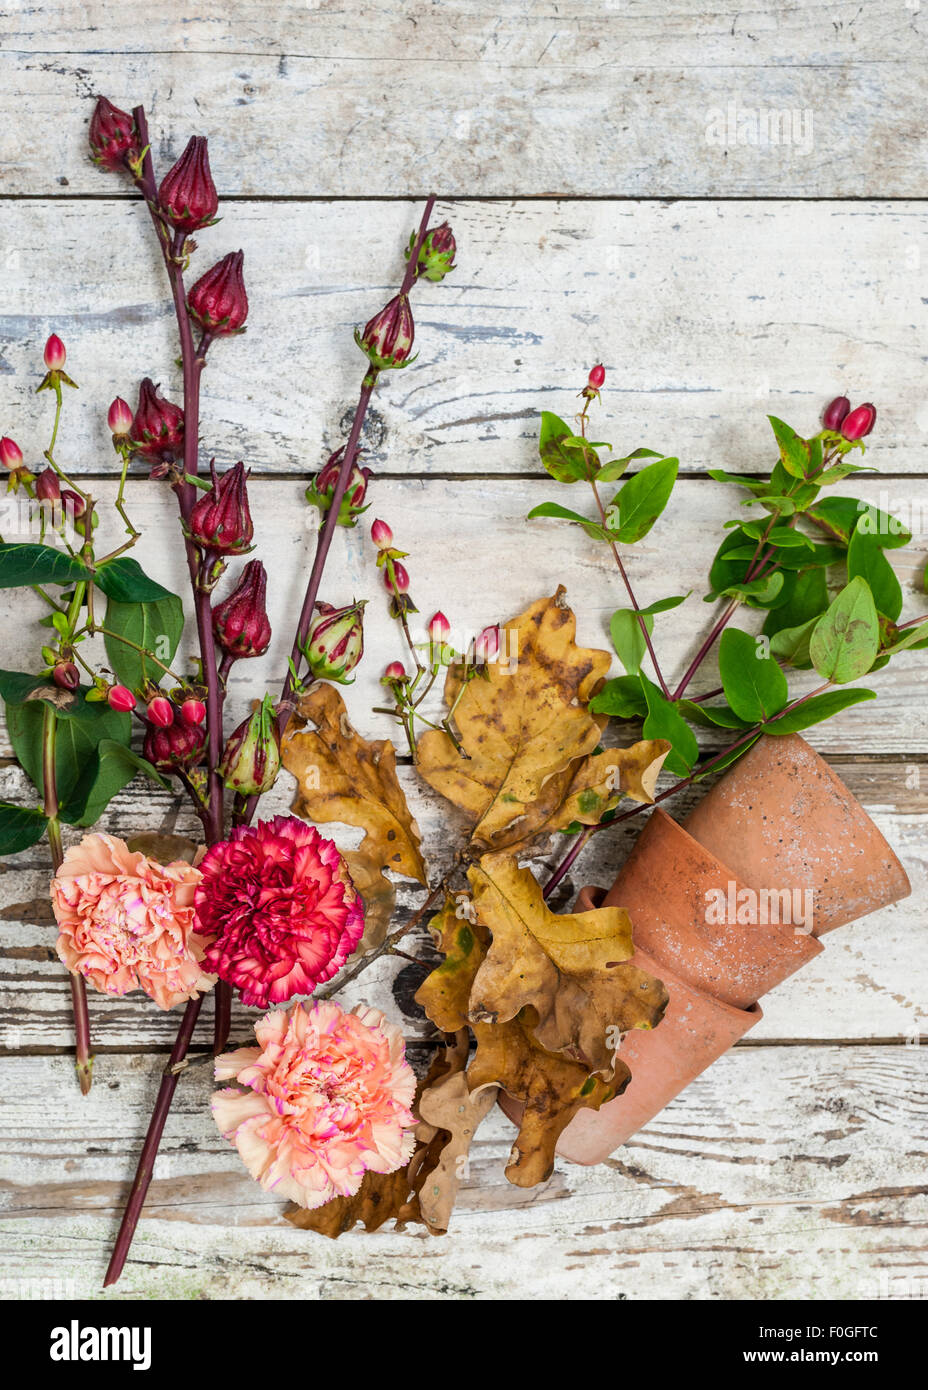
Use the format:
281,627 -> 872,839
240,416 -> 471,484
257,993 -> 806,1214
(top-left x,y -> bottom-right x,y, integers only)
212,1000 -> 417,1208
51,833 -> 215,1010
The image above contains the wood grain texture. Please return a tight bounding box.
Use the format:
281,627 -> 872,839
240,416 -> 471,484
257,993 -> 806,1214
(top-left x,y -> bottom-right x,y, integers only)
0,2 -> 925,196
1,1046 -> 925,1299
2,201 -> 927,476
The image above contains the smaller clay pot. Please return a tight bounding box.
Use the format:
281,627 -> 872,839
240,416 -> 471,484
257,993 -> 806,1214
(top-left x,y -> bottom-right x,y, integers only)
683,734 -> 910,936
596,808 -> 823,1009
555,940 -> 761,1165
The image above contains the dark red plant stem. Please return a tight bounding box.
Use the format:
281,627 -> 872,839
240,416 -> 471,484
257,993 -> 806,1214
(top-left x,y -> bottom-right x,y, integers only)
672,599 -> 738,700
102,995 -> 203,1288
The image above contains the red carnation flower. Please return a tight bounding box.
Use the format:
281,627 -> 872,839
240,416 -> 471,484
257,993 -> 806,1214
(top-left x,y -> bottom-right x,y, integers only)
193,816 -> 364,1007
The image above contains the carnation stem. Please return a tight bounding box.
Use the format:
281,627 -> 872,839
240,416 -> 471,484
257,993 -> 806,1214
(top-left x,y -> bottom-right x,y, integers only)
102,994 -> 203,1288
43,702 -> 93,1093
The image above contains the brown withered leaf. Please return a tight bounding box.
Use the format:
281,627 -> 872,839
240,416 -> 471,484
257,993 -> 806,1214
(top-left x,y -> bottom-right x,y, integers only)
414,897 -> 490,1033
469,1012 -> 622,1187
467,852 -> 667,1076
282,682 -> 427,885
342,849 -> 396,956
412,1065 -> 497,1233
416,589 -> 613,852
536,740 -> 670,834
284,1163 -> 422,1238
126,833 -> 200,865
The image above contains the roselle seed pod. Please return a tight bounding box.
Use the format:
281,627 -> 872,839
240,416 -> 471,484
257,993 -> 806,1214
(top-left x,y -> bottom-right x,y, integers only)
308,446 -> 371,527
180,697 -> 207,726
371,518 -> 393,549
107,685 -> 137,713
0,437 -> 23,471
107,396 -> 134,438
147,695 -> 174,728
842,403 -> 877,441
304,599 -> 366,684
35,468 -> 61,503
822,395 -> 850,431
212,559 -> 271,658
187,250 -> 248,334
144,719 -> 207,773
130,379 -> 185,464
355,293 -> 415,370
189,461 -> 254,554
413,221 -> 457,282
158,135 -> 218,232
53,661 -> 80,691
44,335 -> 66,370
588,363 -> 606,389
218,694 -> 280,795
88,97 -> 137,171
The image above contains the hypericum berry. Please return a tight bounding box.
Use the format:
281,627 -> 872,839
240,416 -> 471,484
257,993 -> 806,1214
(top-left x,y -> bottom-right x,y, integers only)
107,396 -> 134,437
44,334 -> 66,370
52,661 -> 80,691
428,611 -> 451,641
382,661 -> 407,683
187,250 -> 248,334
147,695 -> 175,728
822,395 -> 850,431
88,97 -> 137,171
107,685 -> 137,713
0,437 -> 23,471
34,468 -> 61,503
158,135 -> 218,232
144,719 -> 207,773
180,697 -> 207,726
383,561 -> 410,596
129,379 -> 185,465
212,559 -> 271,659
217,695 -> 280,796
189,461 -> 254,554
355,293 -> 415,370
304,600 -> 366,684
841,402 -> 877,441
412,221 -> 457,282
371,518 -> 394,549
61,489 -> 86,520
588,363 -> 606,390
474,624 -> 501,662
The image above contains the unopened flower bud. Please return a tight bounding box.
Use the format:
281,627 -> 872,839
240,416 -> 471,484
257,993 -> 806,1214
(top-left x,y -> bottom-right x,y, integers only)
88,97 -> 137,171
107,684 -> 137,713
0,437 -> 23,471
187,250 -> 248,335
841,402 -> 877,441
189,460 -> 254,553
44,334 -> 66,370
413,221 -> 456,282
355,293 -> 416,370
822,395 -> 850,431
35,468 -> 60,503
382,661 -> 407,684
61,489 -> 86,519
158,135 -> 218,231
371,518 -> 393,549
180,697 -> 207,726
147,695 -> 175,728
428,611 -> 451,641
308,447 -> 371,527
304,599 -> 366,684
474,624 -> 501,662
130,379 -> 185,464
212,559 -> 271,658
383,561 -> 410,596
588,364 -> 606,390
107,396 -> 134,437
218,694 -> 280,795
53,661 -> 80,691
144,719 -> 207,772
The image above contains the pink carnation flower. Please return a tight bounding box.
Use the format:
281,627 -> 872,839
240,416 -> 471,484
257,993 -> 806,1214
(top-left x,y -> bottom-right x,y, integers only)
194,816 -> 364,1007
51,833 -> 215,1010
212,1000 -> 417,1207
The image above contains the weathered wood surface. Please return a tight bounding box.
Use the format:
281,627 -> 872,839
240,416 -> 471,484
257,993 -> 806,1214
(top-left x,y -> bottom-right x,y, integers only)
1,1046 -> 926,1299
2,201 -> 928,476
0,2 -> 925,197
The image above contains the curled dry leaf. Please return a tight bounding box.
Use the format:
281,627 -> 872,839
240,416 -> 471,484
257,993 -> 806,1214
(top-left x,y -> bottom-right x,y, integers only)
284,1163 -> 422,1238
341,849 -> 396,956
413,1063 -> 497,1234
539,740 -> 670,834
414,897 -> 489,1032
126,832 -> 200,865
467,852 -> 667,1077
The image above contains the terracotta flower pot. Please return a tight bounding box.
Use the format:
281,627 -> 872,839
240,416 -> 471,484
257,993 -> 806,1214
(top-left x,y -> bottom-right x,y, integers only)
683,733 -> 910,936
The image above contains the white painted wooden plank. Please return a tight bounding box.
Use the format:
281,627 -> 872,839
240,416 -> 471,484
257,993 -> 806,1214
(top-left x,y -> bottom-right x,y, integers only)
0,2 -> 924,195
1,1047 -> 925,1299
2,201 -> 926,475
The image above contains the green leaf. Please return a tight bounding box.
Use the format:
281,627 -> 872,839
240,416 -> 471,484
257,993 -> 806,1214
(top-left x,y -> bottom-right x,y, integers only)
0,669 -> 59,706
806,496 -> 910,549
609,456 -> 679,544
764,688 -> 877,735
847,528 -> 903,622
609,609 -> 653,675
103,592 -> 185,690
640,675 -> 699,777
880,621 -> 928,657
0,803 -> 48,854
707,469 -> 768,494
693,735 -> 760,779
5,692 -> 132,804
597,448 -> 662,483
716,571 -> 786,608
60,740 -> 171,828
638,593 -> 691,617
537,412 -> 600,483
768,416 -> 812,479
769,616 -> 818,669
808,577 -> 880,683
94,556 -> 175,603
0,543 -> 86,590
742,494 -> 797,516
588,675 -> 648,719
678,699 -> 753,731
718,628 -> 789,723
762,567 -> 830,636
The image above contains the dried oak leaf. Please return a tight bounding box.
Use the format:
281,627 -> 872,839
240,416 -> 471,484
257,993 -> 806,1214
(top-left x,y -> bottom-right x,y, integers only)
282,681 -> 427,886
412,1064 -> 497,1234
284,1163 -> 420,1237
469,1012 -> 621,1187
534,740 -> 670,835
416,588 -> 612,852
414,897 -> 490,1033
342,849 -> 396,956
467,851 -> 667,1077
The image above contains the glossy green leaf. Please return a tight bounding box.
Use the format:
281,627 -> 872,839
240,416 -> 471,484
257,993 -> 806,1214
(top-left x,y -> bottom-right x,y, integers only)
847,528 -> 903,622
609,456 -> 679,543
769,616 -> 818,668
94,556 -> 176,603
678,699 -> 753,731
597,448 -> 662,483
768,416 -> 811,479
60,740 -> 171,827
0,543 -> 86,590
718,628 -> 789,723
103,592 -> 186,689
588,675 -> 648,719
5,692 -> 132,803
806,496 -> 910,549
764,688 -> 877,734
609,609 -> 653,675
762,567 -> 829,637
640,675 -> 699,777
808,577 -> 880,683
0,803 -> 49,855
